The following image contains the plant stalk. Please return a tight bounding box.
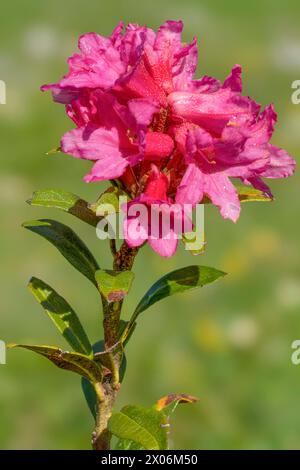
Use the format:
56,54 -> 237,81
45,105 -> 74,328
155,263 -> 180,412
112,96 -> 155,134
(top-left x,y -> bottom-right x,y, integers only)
92,383 -> 117,450
92,241 -> 138,450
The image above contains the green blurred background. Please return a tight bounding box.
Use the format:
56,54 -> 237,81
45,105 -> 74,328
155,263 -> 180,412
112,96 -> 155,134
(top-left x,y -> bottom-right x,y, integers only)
0,0 -> 299,450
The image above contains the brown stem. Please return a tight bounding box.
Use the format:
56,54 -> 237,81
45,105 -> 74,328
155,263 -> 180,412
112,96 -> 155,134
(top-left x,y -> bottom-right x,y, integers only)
109,238 -> 117,257
92,241 -> 139,450
103,299 -> 123,349
113,241 -> 139,271
92,383 -> 117,450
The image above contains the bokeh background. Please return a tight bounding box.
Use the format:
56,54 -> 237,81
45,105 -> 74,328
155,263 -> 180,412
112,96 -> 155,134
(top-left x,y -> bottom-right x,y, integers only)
0,0 -> 300,450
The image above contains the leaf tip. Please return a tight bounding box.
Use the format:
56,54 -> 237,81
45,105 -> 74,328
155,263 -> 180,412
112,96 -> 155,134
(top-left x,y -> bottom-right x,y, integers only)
46,146 -> 61,156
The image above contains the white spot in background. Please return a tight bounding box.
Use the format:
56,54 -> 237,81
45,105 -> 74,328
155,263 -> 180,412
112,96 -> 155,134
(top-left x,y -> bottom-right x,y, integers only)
276,278 -> 300,309
269,37 -> 300,71
24,25 -> 59,60
227,316 -> 259,349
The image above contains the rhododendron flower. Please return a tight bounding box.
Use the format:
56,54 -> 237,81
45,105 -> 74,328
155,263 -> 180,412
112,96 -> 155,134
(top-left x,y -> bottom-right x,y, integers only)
43,19 -> 295,255
123,165 -> 193,257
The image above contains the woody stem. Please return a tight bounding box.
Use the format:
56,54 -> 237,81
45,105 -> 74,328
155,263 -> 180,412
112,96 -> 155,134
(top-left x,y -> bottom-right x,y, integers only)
92,242 -> 139,450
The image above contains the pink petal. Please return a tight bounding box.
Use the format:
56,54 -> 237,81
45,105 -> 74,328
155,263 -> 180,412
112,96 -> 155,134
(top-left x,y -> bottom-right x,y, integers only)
168,89 -> 259,136
204,173 -> 241,222
244,177 -> 273,198
176,164 -> 204,206
154,20 -> 183,53
61,45 -> 124,89
143,43 -> 174,94
61,125 -> 122,160
123,217 -> 148,248
261,145 -> 296,179
84,156 -> 128,182
172,38 -> 198,90
78,32 -> 110,55
223,64 -> 242,92
188,75 -> 222,93
186,127 -> 214,160
144,166 -> 169,200
110,21 -> 125,46
245,104 -> 277,145
148,231 -> 178,257
120,24 -> 155,66
41,84 -> 80,104
144,132 -> 174,160
128,98 -> 159,126
114,57 -> 167,106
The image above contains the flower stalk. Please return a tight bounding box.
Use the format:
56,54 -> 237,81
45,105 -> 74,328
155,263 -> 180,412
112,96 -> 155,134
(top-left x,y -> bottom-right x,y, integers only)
92,241 -> 139,450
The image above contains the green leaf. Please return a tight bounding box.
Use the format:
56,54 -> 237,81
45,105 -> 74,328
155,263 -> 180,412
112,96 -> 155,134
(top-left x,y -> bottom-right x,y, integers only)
22,219 -> 99,285
81,377 -> 97,421
108,405 -> 168,450
114,439 -> 145,450
46,146 -> 61,156
89,186 -> 126,216
121,265 -> 226,343
155,393 -> 199,417
27,189 -> 100,227
28,277 -> 92,356
95,269 -> 134,302
113,396 -> 198,450
203,183 -> 272,204
235,184 -> 272,203
8,344 -> 103,384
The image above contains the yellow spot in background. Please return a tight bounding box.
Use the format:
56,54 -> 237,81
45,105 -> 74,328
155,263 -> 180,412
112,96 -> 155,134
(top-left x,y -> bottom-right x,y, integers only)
222,246 -> 251,279
221,229 -> 281,280
247,229 -> 281,259
193,317 -> 226,353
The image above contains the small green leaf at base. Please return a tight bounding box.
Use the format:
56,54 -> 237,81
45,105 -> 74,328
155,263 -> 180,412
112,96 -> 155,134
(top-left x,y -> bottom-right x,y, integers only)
95,269 -> 134,302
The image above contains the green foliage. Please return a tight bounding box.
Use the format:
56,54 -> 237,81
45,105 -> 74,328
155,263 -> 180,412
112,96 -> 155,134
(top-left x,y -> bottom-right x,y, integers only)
109,405 -> 168,450
89,186 -> 126,215
27,189 -> 100,227
234,184 -> 272,203
28,277 -> 92,356
20,188 -> 227,449
7,344 -> 103,384
121,265 -> 226,343
22,219 -> 99,285
95,269 -> 134,302
81,340 -> 127,421
202,183 -> 272,204
110,395 -> 198,450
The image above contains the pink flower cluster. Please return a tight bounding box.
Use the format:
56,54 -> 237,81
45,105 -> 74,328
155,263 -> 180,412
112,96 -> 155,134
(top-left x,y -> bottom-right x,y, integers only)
43,20 -> 295,256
